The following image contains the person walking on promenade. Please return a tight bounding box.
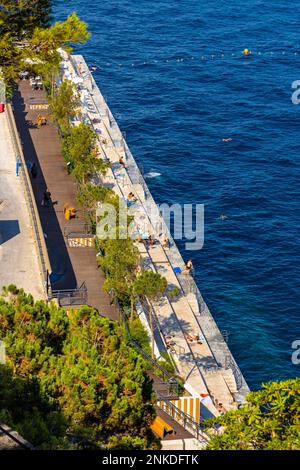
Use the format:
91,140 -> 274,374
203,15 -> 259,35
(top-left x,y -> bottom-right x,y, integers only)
41,188 -> 51,207
30,163 -> 37,179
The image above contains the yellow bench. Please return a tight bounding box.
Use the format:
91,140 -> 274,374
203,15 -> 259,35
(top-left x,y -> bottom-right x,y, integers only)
150,416 -> 174,439
64,204 -> 76,220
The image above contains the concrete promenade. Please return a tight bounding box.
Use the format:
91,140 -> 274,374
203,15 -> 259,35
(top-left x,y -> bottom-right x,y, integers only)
0,112 -> 44,299
62,53 -> 250,416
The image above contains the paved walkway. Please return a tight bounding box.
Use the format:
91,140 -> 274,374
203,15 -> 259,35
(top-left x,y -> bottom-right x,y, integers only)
0,113 -> 44,299
12,82 -> 118,320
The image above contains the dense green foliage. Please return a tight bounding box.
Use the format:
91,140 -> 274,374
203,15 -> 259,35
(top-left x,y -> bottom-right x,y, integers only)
49,80 -> 81,129
76,184 -> 110,208
167,286 -> 181,299
0,0 -> 89,95
127,317 -> 151,354
205,378 -> 300,450
62,122 -> 109,185
0,1 -> 52,36
133,271 -> 168,358
133,271 -> 168,302
0,286 -> 159,449
57,114 -> 111,232
98,238 -> 140,305
0,33 -> 23,93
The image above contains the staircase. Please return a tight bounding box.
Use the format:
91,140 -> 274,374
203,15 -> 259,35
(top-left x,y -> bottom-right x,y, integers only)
221,368 -> 238,395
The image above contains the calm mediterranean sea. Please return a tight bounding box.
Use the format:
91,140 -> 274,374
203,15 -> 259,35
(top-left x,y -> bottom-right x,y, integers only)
54,0 -> 300,390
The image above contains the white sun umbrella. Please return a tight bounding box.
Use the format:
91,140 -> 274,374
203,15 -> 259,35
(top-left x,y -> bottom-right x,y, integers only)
72,76 -> 84,84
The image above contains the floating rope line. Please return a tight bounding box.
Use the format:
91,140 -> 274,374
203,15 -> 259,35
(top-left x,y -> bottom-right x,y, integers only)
89,50 -> 300,71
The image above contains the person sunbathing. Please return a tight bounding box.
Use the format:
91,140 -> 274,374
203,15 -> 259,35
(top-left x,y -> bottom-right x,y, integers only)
148,234 -> 156,246
119,156 -> 126,168
182,259 -> 193,275
127,192 -> 137,202
161,235 -> 170,249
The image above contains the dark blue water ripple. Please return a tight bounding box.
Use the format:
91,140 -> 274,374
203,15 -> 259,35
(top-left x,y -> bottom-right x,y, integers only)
54,0 -> 300,389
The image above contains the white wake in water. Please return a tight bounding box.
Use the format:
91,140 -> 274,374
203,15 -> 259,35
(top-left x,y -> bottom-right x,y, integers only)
144,171 -> 162,179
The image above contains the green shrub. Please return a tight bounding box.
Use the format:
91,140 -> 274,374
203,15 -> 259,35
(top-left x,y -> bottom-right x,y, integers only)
128,317 -> 151,354
0,289 -> 159,449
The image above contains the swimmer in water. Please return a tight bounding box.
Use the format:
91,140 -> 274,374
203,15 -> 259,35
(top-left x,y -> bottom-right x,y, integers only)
218,214 -> 228,220
222,138 -> 232,142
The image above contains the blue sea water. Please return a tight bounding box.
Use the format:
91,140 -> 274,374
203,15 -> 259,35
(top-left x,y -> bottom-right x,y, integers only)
54,0 -> 300,390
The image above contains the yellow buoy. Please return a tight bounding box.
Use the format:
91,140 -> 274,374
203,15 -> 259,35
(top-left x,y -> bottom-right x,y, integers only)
243,48 -> 249,56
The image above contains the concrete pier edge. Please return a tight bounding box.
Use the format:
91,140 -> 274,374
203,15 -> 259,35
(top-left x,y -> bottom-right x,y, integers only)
68,53 -> 249,404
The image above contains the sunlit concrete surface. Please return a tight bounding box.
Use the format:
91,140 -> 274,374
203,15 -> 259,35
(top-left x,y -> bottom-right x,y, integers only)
0,113 -> 44,300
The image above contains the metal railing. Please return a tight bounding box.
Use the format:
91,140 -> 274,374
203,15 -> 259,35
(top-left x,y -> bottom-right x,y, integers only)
49,281 -> 88,306
156,398 -> 210,444
6,103 -> 51,297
